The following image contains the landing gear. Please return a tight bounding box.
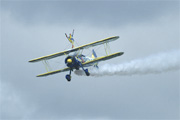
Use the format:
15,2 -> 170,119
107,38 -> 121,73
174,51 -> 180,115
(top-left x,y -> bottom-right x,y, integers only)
79,62 -> 90,76
85,69 -> 90,76
66,69 -> 72,82
65,74 -> 71,82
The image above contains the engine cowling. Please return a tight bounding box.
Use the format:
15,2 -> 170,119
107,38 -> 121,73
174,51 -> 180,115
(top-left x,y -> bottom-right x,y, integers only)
65,56 -> 75,67
65,55 -> 81,70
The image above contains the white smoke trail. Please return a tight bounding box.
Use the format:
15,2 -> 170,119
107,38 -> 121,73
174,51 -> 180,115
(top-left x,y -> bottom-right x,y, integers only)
74,50 -> 180,76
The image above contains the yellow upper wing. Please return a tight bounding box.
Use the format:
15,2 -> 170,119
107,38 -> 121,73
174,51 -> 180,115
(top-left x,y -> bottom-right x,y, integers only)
29,36 -> 119,63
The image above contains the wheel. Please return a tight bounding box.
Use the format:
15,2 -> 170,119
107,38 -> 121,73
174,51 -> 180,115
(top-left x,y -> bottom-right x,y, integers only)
85,69 -> 90,76
65,74 -> 71,82
66,75 -> 71,81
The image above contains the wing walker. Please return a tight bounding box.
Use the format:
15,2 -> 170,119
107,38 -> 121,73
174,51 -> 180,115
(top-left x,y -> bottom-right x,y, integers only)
29,30 -> 124,81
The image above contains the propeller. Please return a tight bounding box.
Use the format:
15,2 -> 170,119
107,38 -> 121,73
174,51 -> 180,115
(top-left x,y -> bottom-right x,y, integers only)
65,56 -> 75,68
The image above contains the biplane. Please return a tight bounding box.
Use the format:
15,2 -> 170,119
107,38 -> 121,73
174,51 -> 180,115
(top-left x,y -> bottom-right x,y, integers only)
29,30 -> 124,81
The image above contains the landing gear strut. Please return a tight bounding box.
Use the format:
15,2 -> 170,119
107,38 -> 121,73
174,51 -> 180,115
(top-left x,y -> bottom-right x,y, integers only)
79,63 -> 90,76
65,69 -> 72,82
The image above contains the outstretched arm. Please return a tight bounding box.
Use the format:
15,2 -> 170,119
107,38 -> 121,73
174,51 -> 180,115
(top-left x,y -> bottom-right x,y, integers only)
72,29 -> 74,37
65,33 -> 68,38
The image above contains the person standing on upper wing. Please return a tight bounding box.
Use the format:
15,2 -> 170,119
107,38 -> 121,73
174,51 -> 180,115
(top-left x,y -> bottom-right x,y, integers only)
65,29 -> 75,48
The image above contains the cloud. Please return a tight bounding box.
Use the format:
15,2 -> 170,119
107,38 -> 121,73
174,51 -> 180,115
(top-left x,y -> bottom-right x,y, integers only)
1,1 -> 179,119
0,82 -> 36,119
1,1 -> 179,27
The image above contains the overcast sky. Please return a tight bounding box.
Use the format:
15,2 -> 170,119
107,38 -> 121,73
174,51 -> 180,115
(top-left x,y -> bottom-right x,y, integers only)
1,0 -> 180,120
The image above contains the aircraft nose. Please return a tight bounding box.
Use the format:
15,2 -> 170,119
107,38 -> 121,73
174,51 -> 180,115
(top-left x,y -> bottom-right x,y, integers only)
67,58 -> 72,63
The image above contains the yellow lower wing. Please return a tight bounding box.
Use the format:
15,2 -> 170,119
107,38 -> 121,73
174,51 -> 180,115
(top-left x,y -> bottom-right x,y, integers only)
37,67 -> 70,77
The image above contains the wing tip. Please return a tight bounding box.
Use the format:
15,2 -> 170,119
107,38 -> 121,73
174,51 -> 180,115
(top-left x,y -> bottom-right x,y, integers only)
111,36 -> 120,40
119,52 -> 124,55
29,60 -> 35,63
36,74 -> 49,77
29,59 -> 40,63
36,74 -> 44,77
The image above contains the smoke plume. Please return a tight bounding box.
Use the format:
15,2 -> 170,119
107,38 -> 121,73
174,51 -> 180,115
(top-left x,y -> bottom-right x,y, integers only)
74,50 -> 180,76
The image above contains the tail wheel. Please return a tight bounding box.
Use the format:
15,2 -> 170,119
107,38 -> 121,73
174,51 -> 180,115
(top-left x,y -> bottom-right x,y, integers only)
65,74 -> 71,82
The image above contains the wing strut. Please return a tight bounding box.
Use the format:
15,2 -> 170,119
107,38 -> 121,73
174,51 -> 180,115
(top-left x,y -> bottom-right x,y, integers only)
104,42 -> 111,55
42,60 -> 52,72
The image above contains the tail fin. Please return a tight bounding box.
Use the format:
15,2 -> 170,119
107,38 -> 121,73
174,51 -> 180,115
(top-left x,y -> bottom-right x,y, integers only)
92,49 -> 97,58
92,49 -> 98,68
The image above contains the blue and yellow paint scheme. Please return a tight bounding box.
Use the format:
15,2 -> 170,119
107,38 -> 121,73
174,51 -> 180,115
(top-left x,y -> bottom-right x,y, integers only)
36,52 -> 123,77
29,34 -> 124,81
